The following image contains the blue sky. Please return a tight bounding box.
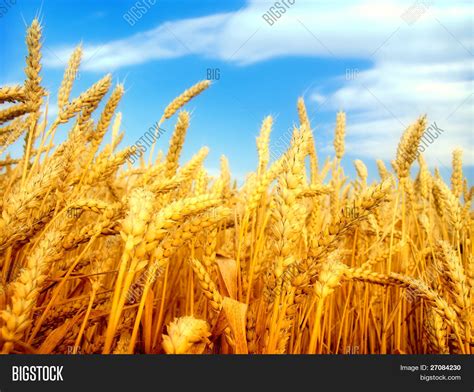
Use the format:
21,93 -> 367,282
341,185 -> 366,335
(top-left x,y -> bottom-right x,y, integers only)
0,0 -> 472,183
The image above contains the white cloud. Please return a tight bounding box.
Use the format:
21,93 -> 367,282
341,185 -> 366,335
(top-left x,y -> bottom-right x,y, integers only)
45,102 -> 59,119
47,0 -> 453,69
311,93 -> 327,105
44,13 -> 233,71
43,0 -> 473,169
317,19 -> 473,166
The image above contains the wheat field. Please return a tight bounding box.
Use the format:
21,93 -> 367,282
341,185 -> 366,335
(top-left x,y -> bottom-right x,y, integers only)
0,20 -> 472,355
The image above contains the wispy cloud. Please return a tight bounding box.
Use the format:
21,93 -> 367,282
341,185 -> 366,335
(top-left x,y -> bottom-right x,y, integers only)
44,13 -> 233,71
306,2 -> 473,166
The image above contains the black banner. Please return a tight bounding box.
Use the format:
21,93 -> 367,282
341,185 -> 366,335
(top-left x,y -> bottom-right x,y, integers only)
0,355 -> 472,392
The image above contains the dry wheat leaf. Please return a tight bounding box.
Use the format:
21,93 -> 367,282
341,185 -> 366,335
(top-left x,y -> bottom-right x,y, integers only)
216,256 -> 237,299
222,297 -> 248,354
37,312 -> 83,354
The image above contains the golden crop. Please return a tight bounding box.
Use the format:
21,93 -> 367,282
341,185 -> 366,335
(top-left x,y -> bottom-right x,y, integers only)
0,20 -> 471,354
